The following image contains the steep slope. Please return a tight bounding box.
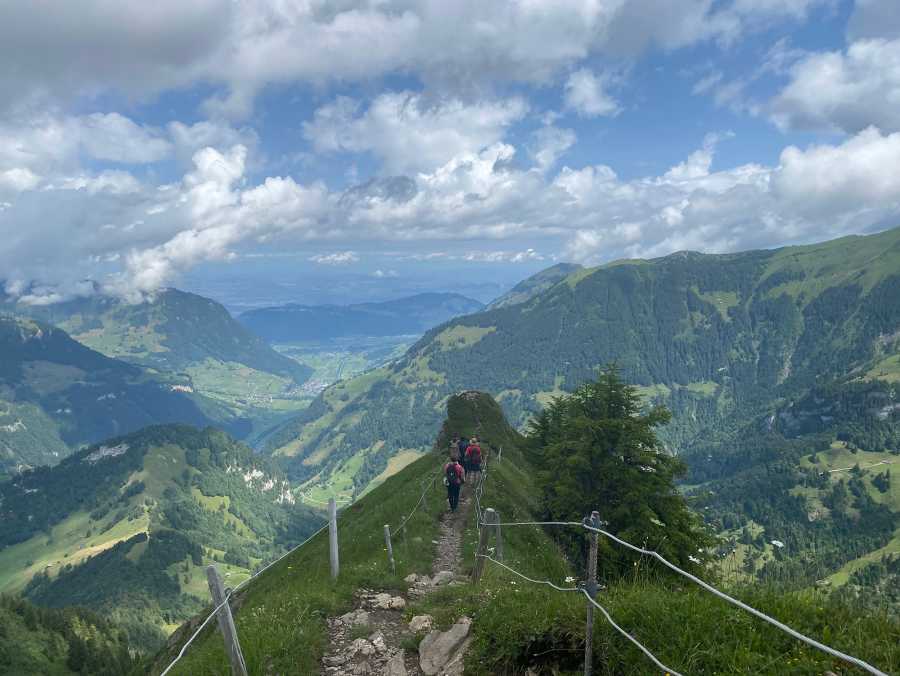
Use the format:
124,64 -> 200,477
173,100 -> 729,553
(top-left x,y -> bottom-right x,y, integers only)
5,289 -> 313,434
0,316 -> 236,475
0,595 -> 137,675
486,261 -> 582,309
0,424 -> 321,652
238,292 -> 485,343
267,227 -> 900,494
156,392 -> 898,676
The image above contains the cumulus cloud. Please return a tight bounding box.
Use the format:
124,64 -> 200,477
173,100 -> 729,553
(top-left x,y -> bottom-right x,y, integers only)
303,92 -> 527,174
309,251 -> 361,265
0,0 -> 836,119
4,126 -> 900,299
770,38 -> 900,133
564,69 -> 620,117
530,126 -> 577,172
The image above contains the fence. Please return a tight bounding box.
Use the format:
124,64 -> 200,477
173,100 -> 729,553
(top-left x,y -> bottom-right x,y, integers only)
470,512 -> 890,676
159,460 -> 446,675
160,438 -> 890,676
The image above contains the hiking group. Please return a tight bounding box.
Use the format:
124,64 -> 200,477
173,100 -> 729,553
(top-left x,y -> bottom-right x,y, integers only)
443,434 -> 484,511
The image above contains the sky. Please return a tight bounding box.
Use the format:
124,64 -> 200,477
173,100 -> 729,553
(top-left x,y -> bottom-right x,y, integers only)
1,0 -> 899,308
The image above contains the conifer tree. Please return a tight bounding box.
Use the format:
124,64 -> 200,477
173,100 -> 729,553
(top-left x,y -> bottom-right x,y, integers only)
528,366 -> 713,576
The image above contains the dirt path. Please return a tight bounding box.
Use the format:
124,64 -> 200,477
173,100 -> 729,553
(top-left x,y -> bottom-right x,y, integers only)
319,479 -> 474,675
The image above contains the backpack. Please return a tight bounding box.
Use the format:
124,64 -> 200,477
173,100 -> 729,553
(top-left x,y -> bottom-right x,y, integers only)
466,445 -> 481,465
457,438 -> 468,456
445,463 -> 461,486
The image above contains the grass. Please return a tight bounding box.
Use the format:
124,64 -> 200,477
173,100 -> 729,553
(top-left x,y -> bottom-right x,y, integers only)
0,508 -> 149,593
695,289 -> 740,322
151,445 -> 449,675
153,394 -> 900,676
434,325 -> 497,351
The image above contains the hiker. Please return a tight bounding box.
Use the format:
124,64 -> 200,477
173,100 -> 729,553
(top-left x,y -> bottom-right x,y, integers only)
449,434 -> 460,461
457,434 -> 469,477
444,456 -> 465,511
465,436 -> 483,482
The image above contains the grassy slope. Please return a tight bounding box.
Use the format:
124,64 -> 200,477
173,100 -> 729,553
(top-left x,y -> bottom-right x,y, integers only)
156,394 -> 899,675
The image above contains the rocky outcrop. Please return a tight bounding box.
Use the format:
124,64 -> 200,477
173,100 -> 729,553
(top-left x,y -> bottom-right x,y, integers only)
418,617 -> 471,676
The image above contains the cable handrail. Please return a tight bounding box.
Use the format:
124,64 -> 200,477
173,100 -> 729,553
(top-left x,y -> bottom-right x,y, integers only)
580,523 -> 889,676
581,589 -> 684,676
476,553 -> 580,592
475,551 -> 680,675
159,521 -> 330,675
391,462 -> 444,537
468,511 -> 889,676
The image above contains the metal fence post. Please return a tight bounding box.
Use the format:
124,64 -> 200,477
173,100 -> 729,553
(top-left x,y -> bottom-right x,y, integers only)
584,511 -> 600,676
206,565 -> 248,676
329,497 -> 339,580
471,507 -> 494,583
493,509 -> 504,562
384,524 -> 396,574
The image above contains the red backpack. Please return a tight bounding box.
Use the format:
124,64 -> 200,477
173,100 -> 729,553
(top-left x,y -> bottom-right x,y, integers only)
466,445 -> 482,465
445,462 -> 461,486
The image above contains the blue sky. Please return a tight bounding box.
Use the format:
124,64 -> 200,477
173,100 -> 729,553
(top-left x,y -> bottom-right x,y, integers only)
1,0 -> 899,307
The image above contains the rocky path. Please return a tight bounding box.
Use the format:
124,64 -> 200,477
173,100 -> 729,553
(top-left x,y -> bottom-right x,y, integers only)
320,479 -> 476,676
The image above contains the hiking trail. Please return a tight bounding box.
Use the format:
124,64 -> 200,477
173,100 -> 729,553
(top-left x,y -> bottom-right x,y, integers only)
320,470 -> 476,675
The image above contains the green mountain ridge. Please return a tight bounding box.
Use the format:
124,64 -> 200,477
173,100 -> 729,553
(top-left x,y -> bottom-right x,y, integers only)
0,315 -> 240,476
486,262 -> 582,309
0,424 -> 322,652
0,594 -> 137,675
263,226 -> 900,588
156,391 -> 899,675
3,288 -> 315,439
238,292 -> 485,343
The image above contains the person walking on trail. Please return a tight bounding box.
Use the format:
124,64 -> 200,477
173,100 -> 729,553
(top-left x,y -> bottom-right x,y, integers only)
444,457 -> 464,511
450,434 -> 460,462
464,436 -> 483,482
457,435 -> 469,477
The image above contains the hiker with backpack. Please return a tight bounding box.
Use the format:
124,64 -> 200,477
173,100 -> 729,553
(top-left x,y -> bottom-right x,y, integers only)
457,434 -> 469,476
464,436 -> 483,482
444,456 -> 465,511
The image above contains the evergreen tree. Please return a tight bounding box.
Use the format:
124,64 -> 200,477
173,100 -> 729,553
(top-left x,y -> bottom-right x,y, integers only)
528,366 -> 714,576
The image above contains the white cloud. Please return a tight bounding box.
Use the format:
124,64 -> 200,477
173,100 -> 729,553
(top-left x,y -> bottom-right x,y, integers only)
309,251 -> 360,265
775,126 -> 900,215
372,269 -> 398,278
304,92 -> 527,174
0,0 -> 833,120
770,38 -> 900,133
0,168 -> 41,193
530,126 -> 577,172
564,69 -> 620,117
462,249 -> 545,263
5,124 -> 900,301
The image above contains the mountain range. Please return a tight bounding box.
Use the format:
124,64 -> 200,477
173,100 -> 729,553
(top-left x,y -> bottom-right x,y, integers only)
262,227 -> 900,583
0,316 -> 237,476
238,292 -> 485,343
0,424 -> 320,652
1,288 -> 316,443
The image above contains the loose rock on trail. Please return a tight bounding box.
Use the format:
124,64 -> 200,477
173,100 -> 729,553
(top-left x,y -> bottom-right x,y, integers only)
320,473 -> 476,675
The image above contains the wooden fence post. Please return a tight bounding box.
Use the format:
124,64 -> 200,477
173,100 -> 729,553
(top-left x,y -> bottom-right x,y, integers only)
492,509 -> 503,562
384,524 -> 396,574
206,565 -> 248,676
471,507 -> 495,583
329,497 -> 339,580
584,511 -> 600,676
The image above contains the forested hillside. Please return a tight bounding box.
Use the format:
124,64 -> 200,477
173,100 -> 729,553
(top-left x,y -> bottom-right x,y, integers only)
3,289 -> 313,437
486,262 -> 582,309
239,292 -> 484,342
157,391 -> 898,675
0,316 -> 237,476
0,424 -> 321,652
264,227 -> 900,590
0,595 -> 137,675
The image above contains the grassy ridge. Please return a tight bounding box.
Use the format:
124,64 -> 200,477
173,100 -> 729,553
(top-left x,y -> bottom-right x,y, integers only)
156,393 -> 899,675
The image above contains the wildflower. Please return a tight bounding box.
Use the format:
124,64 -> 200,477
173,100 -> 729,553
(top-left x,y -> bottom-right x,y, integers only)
688,555 -> 701,564
565,576 -> 575,583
